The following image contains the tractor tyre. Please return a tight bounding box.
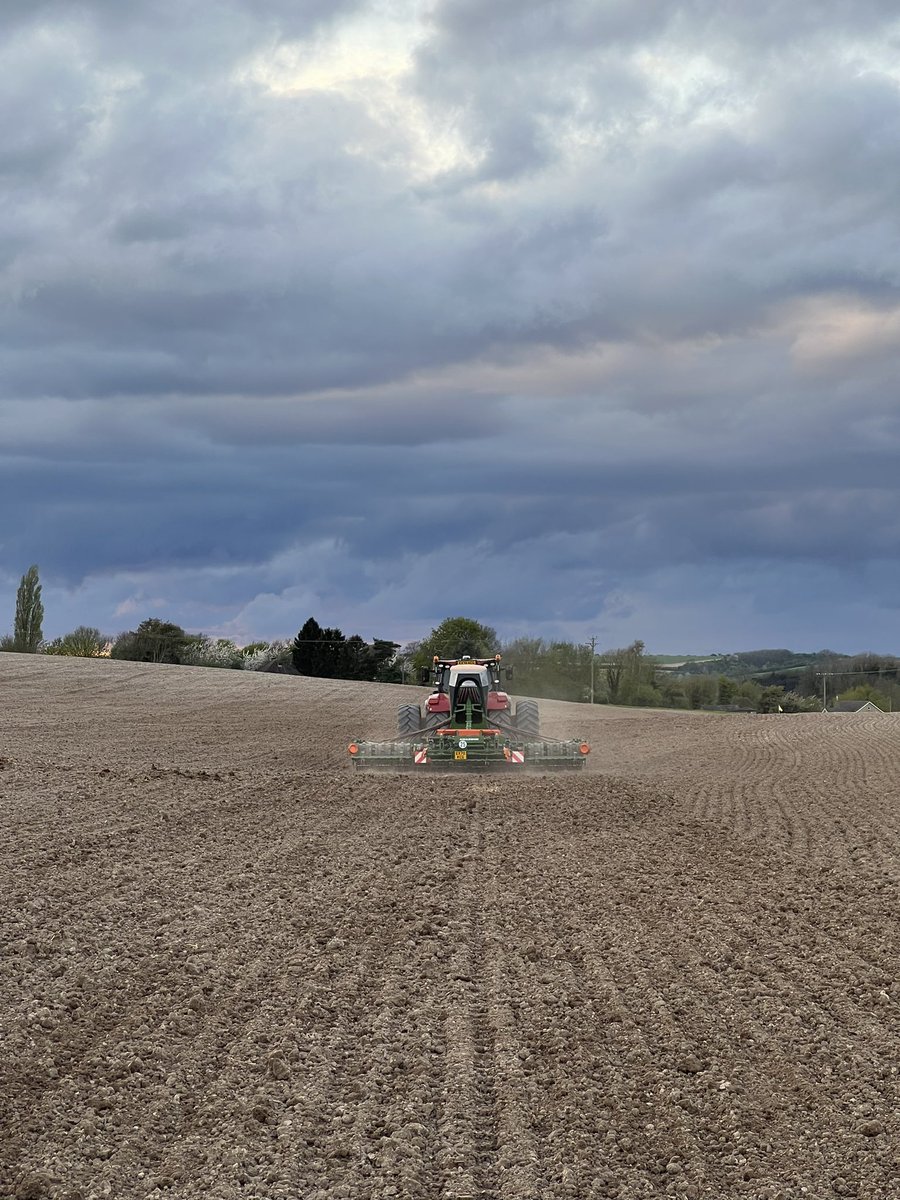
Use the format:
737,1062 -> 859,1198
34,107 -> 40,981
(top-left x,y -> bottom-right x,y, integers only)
515,699 -> 541,737
397,703 -> 423,736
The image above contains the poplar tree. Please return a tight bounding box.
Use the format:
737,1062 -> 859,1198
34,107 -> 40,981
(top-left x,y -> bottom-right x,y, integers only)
14,564 -> 44,652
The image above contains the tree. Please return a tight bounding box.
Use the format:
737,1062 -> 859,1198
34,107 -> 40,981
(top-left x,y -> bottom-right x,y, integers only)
292,618 -> 399,681
342,636 -> 398,681
758,685 -> 785,714
682,675 -> 718,709
659,677 -> 688,708
292,617 -> 345,677
179,637 -> 242,668
393,641 -> 421,683
44,626 -> 108,657
111,618 -> 188,664
604,641 -> 657,705
837,684 -> 888,711
618,640 -> 659,705
374,643 -> 403,683
499,637 -> 593,702
13,565 -> 43,652
735,680 -> 762,708
604,650 -> 625,703
413,617 -> 498,674
241,641 -> 293,672
341,634 -> 372,680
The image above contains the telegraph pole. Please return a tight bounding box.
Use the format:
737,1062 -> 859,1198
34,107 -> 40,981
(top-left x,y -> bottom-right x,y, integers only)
585,635 -> 597,705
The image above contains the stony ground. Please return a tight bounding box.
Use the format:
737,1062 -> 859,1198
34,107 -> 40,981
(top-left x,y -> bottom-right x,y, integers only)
1,655 -> 898,1200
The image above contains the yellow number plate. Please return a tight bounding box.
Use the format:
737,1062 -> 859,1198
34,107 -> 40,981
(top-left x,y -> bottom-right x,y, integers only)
454,750 -> 467,761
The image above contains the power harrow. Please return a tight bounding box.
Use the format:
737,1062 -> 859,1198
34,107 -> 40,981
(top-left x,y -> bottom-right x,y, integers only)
348,655 -> 590,772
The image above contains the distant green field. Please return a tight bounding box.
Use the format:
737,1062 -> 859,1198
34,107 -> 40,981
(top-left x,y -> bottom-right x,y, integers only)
648,655 -> 719,669
646,650 -> 845,679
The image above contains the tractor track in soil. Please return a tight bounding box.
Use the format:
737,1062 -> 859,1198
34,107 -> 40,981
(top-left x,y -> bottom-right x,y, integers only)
1,655 -> 898,1199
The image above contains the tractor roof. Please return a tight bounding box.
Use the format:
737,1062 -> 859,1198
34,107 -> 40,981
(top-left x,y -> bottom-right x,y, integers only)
433,655 -> 501,668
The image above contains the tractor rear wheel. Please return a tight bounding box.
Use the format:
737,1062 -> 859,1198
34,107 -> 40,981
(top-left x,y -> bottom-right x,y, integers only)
397,703 -> 422,736
515,699 -> 541,737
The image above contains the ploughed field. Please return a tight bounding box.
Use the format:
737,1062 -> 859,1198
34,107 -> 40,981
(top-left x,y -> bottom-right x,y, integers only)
1,657 -> 898,1200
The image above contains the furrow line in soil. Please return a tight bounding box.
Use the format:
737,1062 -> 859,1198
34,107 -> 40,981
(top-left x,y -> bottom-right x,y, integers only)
438,813 -> 502,1200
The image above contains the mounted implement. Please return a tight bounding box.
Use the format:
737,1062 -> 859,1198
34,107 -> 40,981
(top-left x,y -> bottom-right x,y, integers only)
348,655 -> 590,771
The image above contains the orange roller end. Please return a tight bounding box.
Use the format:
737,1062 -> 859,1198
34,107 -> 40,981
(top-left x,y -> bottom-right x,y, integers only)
348,743 -> 359,755
579,743 -> 590,755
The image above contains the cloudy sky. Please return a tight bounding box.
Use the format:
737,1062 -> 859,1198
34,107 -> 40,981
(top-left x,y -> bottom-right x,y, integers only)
3,0 -> 900,653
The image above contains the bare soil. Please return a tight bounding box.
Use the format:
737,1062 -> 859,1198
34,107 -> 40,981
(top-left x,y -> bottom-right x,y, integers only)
1,655 -> 897,1200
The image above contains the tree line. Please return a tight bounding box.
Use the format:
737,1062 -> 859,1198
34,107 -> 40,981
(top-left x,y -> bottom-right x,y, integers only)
0,569 -> 402,681
3,567 -> 898,709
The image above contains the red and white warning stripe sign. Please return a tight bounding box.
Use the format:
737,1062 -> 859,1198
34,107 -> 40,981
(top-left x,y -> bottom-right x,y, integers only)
414,749 -> 428,765
509,750 -> 525,764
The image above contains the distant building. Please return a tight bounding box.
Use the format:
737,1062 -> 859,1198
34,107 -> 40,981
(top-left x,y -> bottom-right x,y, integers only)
827,700 -> 884,713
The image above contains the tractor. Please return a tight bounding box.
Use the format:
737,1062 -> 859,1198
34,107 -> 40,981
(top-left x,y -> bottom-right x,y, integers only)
348,655 -> 590,771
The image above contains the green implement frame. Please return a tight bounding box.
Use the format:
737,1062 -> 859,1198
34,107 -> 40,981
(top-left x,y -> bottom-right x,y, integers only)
348,729 -> 590,772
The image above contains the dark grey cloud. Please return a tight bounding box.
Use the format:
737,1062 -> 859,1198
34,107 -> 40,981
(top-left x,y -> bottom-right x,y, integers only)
2,0 -> 900,651
5,0 -> 363,63
422,0 -> 900,60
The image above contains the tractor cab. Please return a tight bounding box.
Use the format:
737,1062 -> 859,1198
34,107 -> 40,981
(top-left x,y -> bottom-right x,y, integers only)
430,654 -> 503,693
425,655 -> 511,723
